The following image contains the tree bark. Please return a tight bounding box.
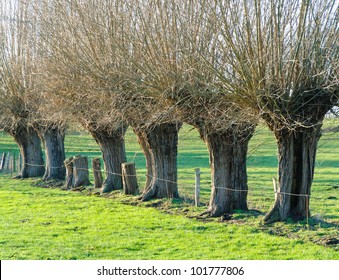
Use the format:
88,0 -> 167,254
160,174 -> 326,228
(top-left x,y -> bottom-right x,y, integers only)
135,123 -> 181,201
199,125 -> 255,217
90,125 -> 128,193
7,123 -> 45,178
39,126 -> 66,181
264,125 -> 321,223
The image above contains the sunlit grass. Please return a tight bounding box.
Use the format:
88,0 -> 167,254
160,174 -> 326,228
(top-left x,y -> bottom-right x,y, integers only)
0,120 -> 338,259
0,179 -> 337,260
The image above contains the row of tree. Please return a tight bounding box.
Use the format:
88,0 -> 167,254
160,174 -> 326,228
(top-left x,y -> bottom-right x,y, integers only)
0,0 -> 337,223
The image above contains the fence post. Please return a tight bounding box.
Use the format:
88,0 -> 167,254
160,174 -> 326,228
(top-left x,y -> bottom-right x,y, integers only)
13,152 -> 16,173
195,168 -> 200,207
5,152 -> 10,171
92,158 -> 103,188
64,157 -> 74,189
272,177 -> 278,201
0,153 -> 6,170
18,153 -> 22,171
10,153 -> 14,177
122,162 -> 139,195
73,155 -> 91,187
16,153 -> 21,172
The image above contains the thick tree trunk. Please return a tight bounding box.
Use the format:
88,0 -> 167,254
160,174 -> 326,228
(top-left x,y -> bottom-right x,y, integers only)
135,123 -> 181,201
39,127 -> 66,181
199,125 -> 255,217
90,125 -> 127,193
8,124 -> 45,178
264,126 -> 321,223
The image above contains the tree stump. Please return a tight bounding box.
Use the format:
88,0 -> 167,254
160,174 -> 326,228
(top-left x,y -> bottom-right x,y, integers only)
122,162 -> 139,195
64,157 -> 74,189
64,155 -> 90,189
92,158 -> 103,188
73,155 -> 91,187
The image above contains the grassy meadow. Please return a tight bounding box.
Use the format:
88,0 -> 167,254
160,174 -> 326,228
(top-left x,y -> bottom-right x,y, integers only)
0,121 -> 338,259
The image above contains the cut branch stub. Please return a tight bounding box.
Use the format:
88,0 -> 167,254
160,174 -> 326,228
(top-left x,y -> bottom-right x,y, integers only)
122,162 -> 139,195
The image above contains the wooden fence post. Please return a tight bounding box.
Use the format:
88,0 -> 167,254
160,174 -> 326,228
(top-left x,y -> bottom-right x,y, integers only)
0,153 -> 6,170
64,157 -> 74,189
16,153 -> 21,172
195,168 -> 200,207
73,155 -> 90,187
12,153 -> 16,173
272,177 -> 278,201
64,156 -> 91,189
5,152 -> 10,171
92,158 -> 103,188
10,154 -> 14,177
122,162 -> 139,195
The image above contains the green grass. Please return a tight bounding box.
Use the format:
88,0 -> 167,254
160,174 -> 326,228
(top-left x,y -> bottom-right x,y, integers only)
0,121 -> 338,259
0,179 -> 337,260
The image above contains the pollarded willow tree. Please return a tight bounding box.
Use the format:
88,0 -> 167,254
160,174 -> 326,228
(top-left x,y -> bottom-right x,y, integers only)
113,0 -> 186,201
115,94 -> 181,201
37,0 -> 183,199
0,0 -> 66,181
177,0 -> 257,216
0,0 -> 43,178
34,0 -> 130,192
0,1 -> 45,179
0,4 -> 43,179
212,0 -> 338,222
125,0 -> 257,214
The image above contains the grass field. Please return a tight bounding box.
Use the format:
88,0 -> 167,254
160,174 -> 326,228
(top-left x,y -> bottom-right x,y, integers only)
0,121 -> 338,259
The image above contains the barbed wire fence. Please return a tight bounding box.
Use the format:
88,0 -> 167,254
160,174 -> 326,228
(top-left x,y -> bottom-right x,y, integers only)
1,122 -> 338,224
1,150 -> 337,225
0,151 -> 22,178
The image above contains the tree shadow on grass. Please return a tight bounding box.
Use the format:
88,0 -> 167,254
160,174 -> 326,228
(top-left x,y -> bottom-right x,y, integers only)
258,216 -> 339,248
